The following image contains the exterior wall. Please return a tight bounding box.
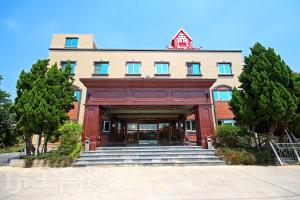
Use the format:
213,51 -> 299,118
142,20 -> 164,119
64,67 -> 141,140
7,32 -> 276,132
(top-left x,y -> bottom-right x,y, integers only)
48,34 -> 243,124
215,101 -> 234,119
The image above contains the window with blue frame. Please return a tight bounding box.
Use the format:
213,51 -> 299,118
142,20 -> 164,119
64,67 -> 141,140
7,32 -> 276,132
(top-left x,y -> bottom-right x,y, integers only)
155,63 -> 169,74
127,62 -> 141,74
74,90 -> 81,102
94,62 -> 109,75
61,62 -> 76,74
213,90 -> 232,101
65,37 -> 78,48
187,63 -> 201,75
218,63 -> 232,75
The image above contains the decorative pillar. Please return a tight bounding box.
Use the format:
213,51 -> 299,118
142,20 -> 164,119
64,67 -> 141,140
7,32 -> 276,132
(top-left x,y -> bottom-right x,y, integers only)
195,105 -> 215,148
83,105 -> 101,151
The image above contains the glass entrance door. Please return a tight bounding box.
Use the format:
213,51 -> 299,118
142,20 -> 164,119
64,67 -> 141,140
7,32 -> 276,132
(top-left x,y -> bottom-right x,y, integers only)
138,123 -> 158,145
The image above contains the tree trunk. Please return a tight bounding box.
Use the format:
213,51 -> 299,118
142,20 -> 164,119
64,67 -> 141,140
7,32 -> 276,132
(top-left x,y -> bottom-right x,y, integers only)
24,132 -> 35,155
42,136 -> 48,153
267,123 -> 278,142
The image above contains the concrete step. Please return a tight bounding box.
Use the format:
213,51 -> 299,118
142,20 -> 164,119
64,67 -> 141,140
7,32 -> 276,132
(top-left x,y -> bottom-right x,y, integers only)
80,152 -> 216,157
77,155 -> 222,162
73,160 -> 225,167
73,146 -> 224,167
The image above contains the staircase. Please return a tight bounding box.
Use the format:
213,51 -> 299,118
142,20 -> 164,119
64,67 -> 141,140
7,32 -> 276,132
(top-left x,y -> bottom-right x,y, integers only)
73,146 -> 225,166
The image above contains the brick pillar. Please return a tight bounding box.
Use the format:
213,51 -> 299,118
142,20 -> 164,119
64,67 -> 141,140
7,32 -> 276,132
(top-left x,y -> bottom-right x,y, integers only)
83,105 -> 101,151
195,105 -> 215,148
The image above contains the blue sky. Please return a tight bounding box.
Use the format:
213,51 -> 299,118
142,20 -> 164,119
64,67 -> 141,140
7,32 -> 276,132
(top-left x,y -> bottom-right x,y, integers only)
1,0 -> 300,99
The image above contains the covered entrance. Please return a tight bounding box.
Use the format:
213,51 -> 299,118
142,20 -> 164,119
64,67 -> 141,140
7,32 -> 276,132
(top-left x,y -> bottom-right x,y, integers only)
80,78 -> 216,150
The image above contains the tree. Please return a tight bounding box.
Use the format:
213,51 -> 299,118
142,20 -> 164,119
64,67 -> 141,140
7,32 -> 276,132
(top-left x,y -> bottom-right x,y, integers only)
230,43 -> 300,141
12,59 -> 74,155
0,75 -> 16,148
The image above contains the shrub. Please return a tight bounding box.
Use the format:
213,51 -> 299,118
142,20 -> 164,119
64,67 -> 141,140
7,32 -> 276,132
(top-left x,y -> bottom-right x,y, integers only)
217,147 -> 256,165
254,150 -> 275,165
58,121 -> 82,157
216,125 -> 250,148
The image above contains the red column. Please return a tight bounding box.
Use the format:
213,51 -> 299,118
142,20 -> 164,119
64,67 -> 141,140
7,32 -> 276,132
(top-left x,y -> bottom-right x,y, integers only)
82,105 -> 101,151
195,105 -> 215,148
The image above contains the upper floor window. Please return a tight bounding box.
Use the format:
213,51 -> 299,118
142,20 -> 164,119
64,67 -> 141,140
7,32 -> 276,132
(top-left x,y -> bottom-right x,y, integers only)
65,37 -> 78,48
94,62 -> 109,75
155,63 -> 169,74
187,63 -> 201,75
218,119 -> 235,126
218,63 -> 232,75
213,90 -> 232,101
61,61 -> 76,75
74,90 -> 81,102
127,62 -> 141,74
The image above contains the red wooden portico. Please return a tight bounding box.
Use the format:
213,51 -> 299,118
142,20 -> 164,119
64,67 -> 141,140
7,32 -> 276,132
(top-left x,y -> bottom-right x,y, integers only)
80,78 -> 216,150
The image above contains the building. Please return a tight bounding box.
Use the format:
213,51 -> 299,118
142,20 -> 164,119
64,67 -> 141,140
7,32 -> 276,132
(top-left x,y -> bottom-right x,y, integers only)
48,29 -> 243,150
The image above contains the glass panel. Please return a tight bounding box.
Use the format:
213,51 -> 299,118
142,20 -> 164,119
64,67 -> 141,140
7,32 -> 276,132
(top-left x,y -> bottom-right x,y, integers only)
139,124 -> 157,130
213,91 -> 220,100
187,65 -> 193,74
65,38 -> 78,47
155,63 -> 169,74
192,63 -> 200,75
127,123 -> 138,130
220,91 -> 228,100
186,121 -> 191,130
74,90 -> 81,101
101,63 -> 108,74
62,62 -> 75,74
218,63 -> 231,75
222,120 -> 235,126
95,63 -> 101,74
191,120 -> 196,130
103,121 -> 110,132
127,63 -> 140,74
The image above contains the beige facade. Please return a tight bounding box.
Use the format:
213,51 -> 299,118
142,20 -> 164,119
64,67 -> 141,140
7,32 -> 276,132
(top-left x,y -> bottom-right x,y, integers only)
48,34 -> 243,124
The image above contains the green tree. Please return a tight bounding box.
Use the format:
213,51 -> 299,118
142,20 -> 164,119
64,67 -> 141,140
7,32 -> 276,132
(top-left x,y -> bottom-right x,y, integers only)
230,43 -> 299,141
12,59 -> 75,155
0,75 -> 17,148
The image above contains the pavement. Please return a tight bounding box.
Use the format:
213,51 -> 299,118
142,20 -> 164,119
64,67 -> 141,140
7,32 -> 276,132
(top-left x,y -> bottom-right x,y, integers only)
0,165 -> 299,200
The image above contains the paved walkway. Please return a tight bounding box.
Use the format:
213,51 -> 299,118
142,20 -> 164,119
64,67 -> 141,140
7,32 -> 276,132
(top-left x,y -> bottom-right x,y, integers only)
0,166 -> 299,200
0,153 -> 19,166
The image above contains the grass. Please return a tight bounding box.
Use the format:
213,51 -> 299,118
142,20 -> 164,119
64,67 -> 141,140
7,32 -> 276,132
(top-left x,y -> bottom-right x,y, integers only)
0,143 -> 23,153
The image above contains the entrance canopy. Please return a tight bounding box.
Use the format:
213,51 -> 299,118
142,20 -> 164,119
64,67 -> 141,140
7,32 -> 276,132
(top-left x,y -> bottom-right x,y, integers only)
103,105 -> 194,120
80,78 -> 216,150
80,78 -> 216,106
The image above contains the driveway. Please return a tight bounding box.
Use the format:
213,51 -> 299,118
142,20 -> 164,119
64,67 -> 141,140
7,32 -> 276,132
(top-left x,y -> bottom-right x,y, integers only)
0,166 -> 299,200
0,153 -> 19,166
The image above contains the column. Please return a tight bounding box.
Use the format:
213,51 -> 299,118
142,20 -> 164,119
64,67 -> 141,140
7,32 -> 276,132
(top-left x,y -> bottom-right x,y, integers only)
83,105 -> 101,151
195,105 -> 215,148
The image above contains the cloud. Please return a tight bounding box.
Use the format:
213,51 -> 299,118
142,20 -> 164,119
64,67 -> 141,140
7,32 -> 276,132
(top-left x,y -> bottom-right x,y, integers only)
0,18 -> 20,31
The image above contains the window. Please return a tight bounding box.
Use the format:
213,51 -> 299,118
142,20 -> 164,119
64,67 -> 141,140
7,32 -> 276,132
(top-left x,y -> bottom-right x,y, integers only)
218,119 -> 235,126
186,120 -> 196,131
213,90 -> 232,101
155,63 -> 169,74
218,63 -> 232,75
127,62 -> 141,74
61,62 -> 76,74
102,121 -> 110,132
187,63 -> 201,75
74,90 -> 81,101
94,62 -> 109,75
65,37 -> 78,48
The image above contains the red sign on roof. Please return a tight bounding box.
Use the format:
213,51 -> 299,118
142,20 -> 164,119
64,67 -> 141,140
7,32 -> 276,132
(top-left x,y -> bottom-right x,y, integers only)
171,28 -> 193,49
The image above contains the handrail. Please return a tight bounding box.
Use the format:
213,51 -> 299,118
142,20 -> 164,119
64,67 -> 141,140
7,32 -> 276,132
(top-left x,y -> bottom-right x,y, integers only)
269,141 -> 283,166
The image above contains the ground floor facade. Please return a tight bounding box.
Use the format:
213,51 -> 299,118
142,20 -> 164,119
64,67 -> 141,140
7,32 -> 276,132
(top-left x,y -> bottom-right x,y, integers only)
80,78 -> 216,150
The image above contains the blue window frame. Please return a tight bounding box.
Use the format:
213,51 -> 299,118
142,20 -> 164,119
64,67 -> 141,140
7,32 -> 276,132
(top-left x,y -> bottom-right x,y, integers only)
213,90 -> 232,101
61,62 -> 76,74
218,63 -> 232,75
74,90 -> 81,101
127,62 -> 141,74
65,37 -> 78,48
95,62 -> 109,74
155,63 -> 169,74
187,63 -> 201,75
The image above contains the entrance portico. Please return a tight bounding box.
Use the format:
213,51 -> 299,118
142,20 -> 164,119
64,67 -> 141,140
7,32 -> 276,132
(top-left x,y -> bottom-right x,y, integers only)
80,78 -> 216,150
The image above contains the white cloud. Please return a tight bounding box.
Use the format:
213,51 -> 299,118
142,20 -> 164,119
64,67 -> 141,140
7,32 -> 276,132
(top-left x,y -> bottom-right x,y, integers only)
0,18 -> 20,31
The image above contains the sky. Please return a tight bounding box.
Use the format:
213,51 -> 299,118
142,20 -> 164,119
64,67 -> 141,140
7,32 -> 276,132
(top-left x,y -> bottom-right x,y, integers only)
1,0 -> 300,99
